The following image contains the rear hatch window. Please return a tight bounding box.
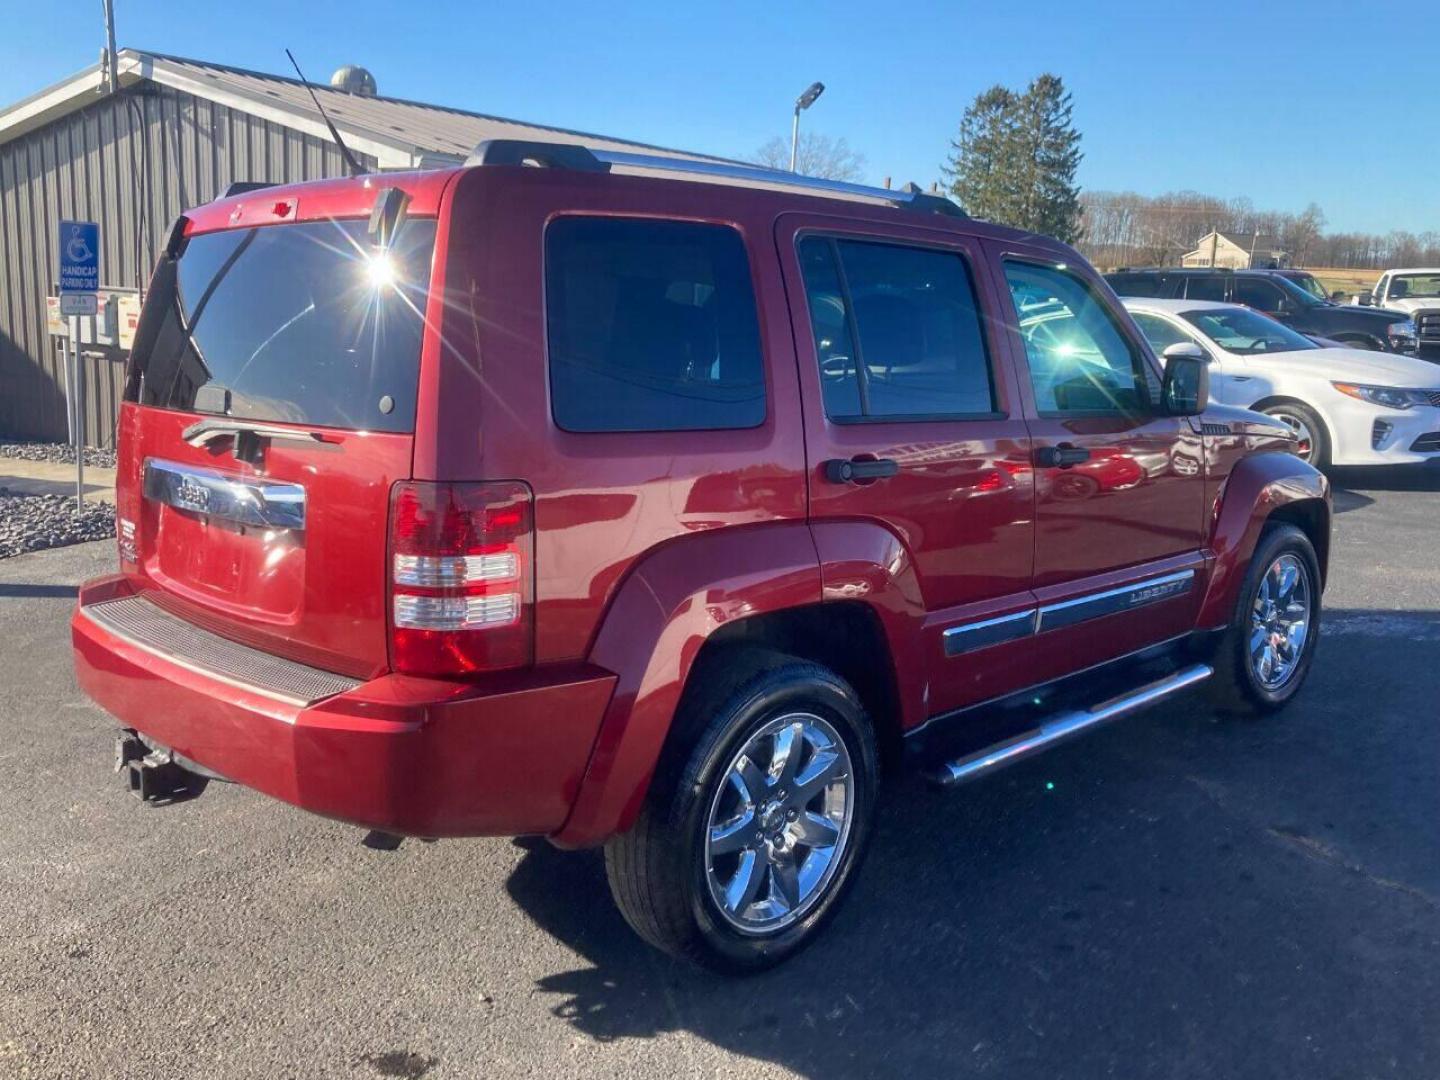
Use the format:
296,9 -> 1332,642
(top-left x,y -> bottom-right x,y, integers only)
126,218 -> 437,432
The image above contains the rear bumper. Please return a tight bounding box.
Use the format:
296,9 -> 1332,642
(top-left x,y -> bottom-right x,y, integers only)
71,576 -> 616,837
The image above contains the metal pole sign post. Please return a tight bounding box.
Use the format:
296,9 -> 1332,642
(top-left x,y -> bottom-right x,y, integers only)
58,220 -> 99,508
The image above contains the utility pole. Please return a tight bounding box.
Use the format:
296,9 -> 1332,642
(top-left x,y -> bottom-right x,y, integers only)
102,0 -> 119,93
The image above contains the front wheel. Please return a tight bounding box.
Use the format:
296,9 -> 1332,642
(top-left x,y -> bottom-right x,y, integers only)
604,651 -> 879,972
1208,523 -> 1322,715
1261,402 -> 1329,468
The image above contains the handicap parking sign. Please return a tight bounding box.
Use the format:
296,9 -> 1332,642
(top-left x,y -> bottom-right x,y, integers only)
58,221 -> 99,315
59,220 -> 99,294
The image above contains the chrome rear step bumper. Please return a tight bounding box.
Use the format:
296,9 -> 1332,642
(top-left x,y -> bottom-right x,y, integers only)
926,663 -> 1213,787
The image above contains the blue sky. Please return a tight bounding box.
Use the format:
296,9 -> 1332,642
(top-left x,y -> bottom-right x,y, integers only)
7,1 -> 1434,235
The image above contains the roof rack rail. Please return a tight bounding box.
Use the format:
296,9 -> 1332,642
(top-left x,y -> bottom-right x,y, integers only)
464,139 -> 966,218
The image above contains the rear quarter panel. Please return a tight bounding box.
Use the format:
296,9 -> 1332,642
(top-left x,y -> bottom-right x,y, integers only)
425,167 -> 810,664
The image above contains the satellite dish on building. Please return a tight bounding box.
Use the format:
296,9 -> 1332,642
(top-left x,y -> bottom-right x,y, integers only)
329,65 -> 377,97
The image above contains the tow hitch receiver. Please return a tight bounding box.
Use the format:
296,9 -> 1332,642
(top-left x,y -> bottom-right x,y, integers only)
115,730 -> 210,804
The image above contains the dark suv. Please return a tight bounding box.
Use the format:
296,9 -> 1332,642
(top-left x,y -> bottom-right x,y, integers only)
1106,267 -> 1418,353
72,143 -> 1331,971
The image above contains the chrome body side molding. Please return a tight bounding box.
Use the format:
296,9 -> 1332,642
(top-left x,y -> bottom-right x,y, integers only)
1035,569 -> 1196,633
943,609 -> 1037,657
941,568 -> 1199,656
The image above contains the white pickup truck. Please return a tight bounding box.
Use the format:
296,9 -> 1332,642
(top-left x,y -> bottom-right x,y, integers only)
1371,269 -> 1440,352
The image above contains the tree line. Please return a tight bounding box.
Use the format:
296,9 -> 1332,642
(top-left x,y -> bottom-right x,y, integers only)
1078,191 -> 1440,271
757,73 -> 1432,271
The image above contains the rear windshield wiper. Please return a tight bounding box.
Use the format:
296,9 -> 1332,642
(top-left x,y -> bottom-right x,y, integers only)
182,418 -> 336,465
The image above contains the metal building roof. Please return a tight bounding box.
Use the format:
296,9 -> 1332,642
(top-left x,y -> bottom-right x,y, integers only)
0,48 -> 735,170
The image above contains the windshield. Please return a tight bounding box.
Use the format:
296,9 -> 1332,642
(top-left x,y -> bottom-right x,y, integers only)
1181,307 -> 1319,355
1389,274 -> 1440,300
124,218 -> 437,433
1290,273 -> 1330,302
1267,274 -> 1322,308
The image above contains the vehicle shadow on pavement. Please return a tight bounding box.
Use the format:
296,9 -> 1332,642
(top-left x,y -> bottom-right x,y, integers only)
0,582 -> 79,598
505,608 -> 1440,1078
1328,464 -> 1440,494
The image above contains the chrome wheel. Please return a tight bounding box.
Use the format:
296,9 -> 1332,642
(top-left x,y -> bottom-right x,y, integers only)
1265,408 -> 1316,462
1249,553 -> 1312,690
704,712 -> 855,935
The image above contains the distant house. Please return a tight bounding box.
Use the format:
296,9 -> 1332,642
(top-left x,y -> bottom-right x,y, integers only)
1181,231 -> 1290,270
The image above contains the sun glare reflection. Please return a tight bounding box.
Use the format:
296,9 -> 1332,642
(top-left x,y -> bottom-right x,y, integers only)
365,251 -> 397,289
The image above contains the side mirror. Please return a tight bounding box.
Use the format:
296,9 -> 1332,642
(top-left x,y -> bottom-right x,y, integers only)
1330,290 -> 1346,302
1162,342 -> 1210,367
1162,353 -> 1209,416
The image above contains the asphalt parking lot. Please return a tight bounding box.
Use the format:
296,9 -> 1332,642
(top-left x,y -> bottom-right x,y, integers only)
2,467 -> 1438,1080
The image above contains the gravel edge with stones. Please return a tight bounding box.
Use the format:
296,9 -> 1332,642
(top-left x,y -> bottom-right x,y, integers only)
0,441 -> 118,469
0,487 -> 116,559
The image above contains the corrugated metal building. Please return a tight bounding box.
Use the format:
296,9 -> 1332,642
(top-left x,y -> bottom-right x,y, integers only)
0,49 -> 723,446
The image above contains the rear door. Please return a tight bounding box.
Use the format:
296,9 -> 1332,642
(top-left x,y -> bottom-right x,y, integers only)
117,213 -> 440,678
777,214 -> 1036,716
991,246 -> 1207,672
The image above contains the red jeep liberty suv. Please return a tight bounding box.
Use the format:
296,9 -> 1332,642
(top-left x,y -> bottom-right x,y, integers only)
72,141 -> 1330,971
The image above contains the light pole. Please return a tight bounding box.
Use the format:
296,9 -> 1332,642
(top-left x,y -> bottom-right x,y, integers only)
790,81 -> 825,173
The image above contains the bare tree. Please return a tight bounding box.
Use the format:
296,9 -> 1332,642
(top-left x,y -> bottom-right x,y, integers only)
751,133 -> 866,182
1076,191 -> 1440,271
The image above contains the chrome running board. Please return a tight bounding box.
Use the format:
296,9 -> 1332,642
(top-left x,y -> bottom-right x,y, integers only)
926,663 -> 1213,788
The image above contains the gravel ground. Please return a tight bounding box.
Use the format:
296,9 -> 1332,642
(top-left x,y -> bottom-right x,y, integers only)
0,488 -> 115,560
0,441 -> 118,470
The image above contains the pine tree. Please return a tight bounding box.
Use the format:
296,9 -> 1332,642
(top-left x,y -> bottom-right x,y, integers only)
943,86 -> 1021,227
944,74 -> 1084,244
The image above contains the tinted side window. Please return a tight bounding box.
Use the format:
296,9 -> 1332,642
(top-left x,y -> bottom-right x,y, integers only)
545,218 -> 766,433
1233,277 -> 1284,312
1004,261 -> 1158,416
1106,272 -> 1164,298
798,236 -> 995,421
1130,312 -> 1194,353
1183,275 -> 1227,301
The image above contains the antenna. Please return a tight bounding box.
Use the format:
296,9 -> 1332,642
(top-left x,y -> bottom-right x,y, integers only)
285,48 -> 364,178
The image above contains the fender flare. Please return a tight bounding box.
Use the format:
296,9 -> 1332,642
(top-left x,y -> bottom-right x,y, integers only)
1198,451 -> 1331,629
551,519 -> 925,848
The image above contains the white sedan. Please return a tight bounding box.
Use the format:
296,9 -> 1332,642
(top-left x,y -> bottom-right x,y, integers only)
1124,298 -> 1440,467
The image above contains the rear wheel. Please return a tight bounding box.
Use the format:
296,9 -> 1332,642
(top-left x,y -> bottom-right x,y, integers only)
1261,402 -> 1329,467
604,651 -> 879,972
1208,523 -> 1322,715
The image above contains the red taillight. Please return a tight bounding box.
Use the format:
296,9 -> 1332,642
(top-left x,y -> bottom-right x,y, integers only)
387,481 -> 533,676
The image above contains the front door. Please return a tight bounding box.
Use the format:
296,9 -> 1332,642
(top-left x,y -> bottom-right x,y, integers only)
990,247 -> 1207,675
777,215 -> 1036,717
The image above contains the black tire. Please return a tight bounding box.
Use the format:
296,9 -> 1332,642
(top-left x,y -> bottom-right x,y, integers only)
1208,523 -> 1322,715
1335,335 -> 1381,352
604,648 -> 880,973
1260,401 -> 1330,468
